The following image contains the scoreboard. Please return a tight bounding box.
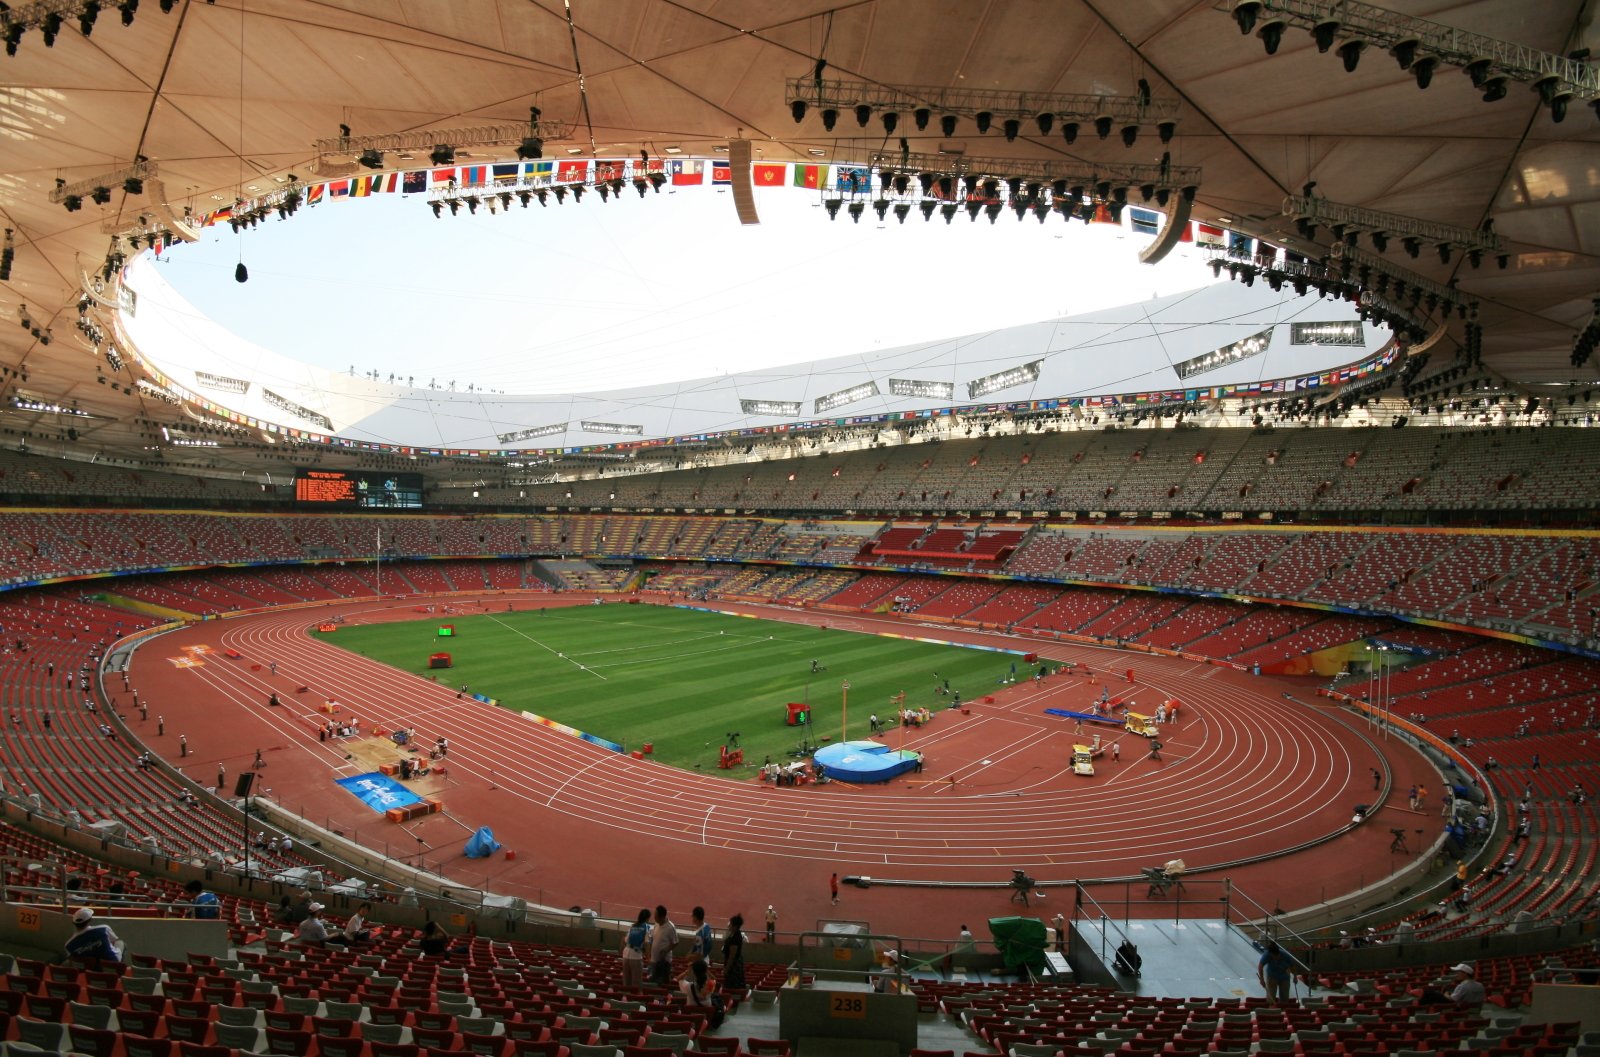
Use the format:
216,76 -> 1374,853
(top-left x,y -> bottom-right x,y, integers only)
293,469 -> 424,509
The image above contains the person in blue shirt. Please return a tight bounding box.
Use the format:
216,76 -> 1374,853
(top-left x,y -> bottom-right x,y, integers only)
185,880 -> 221,919
64,908 -> 124,963
690,905 -> 714,964
621,908 -> 650,989
1257,940 -> 1293,1005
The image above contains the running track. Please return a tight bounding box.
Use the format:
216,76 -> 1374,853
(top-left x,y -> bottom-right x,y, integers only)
129,595 -> 1436,940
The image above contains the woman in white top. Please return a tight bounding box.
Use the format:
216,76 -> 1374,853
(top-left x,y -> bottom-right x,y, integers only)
679,958 -> 715,1008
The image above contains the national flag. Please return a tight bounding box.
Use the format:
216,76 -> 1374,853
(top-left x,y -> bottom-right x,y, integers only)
1195,223 -> 1225,247
492,163 -> 519,185
669,159 -> 704,185
150,236 -> 164,256
1256,243 -> 1278,261
349,176 -> 372,198
1229,231 -> 1254,256
834,166 -> 869,193
792,164 -> 824,189
1285,251 -> 1305,265
1091,203 -> 1117,223
304,185 -> 324,205
371,172 -> 400,193
327,180 -> 350,198
1129,207 -> 1160,235
431,168 -> 457,185
711,161 -> 731,185
753,163 -> 786,186
460,165 -> 488,186
523,160 -> 554,181
557,160 -> 589,183
402,171 -> 426,194
1178,222 -> 1194,242
595,160 -> 627,182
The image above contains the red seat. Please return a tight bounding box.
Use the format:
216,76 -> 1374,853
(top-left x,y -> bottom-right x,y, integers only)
462,1033 -> 509,1057
317,1038 -> 367,1057
124,1036 -> 175,1057
117,1010 -> 164,1036
368,1043 -> 422,1057
176,1044 -> 233,1057
746,1041 -> 792,1057
265,1027 -> 315,1056
507,1040 -> 564,1057
68,1025 -> 119,1057
165,1016 -> 214,1044
410,1026 -> 458,1050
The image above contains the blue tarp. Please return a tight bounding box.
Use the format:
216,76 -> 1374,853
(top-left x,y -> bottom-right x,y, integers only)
1044,708 -> 1122,726
815,740 -> 921,784
464,826 -> 501,858
336,773 -> 423,815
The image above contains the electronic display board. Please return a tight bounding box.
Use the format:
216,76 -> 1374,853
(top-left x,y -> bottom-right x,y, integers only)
294,468 -> 424,509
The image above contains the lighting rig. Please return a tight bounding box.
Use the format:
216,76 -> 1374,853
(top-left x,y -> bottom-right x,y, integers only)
786,77 -> 1182,146
2,0 -> 176,56
1199,239 -> 1473,341
1574,297 -> 1600,370
48,158 -> 157,213
311,109 -> 573,177
819,150 -> 1200,226
1219,0 -> 1600,121
1282,192 -> 1507,268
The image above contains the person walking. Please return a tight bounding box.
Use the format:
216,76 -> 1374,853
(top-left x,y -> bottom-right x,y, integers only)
1371,767 -> 1381,790
722,913 -> 746,990
830,872 -> 840,906
621,908 -> 650,989
1258,940 -> 1293,1006
765,904 -> 777,942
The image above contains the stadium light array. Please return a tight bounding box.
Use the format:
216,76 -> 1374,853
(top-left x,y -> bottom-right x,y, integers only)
1283,191 -> 1507,267
1219,0 -> 1600,122
786,76 -> 1182,146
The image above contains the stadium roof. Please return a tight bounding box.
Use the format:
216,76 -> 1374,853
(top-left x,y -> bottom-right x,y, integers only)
0,0 -> 1595,477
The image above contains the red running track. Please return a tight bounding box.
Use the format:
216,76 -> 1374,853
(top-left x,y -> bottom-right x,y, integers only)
128,594 -> 1436,940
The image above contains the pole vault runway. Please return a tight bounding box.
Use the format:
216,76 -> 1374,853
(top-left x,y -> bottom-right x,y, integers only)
131,594 -> 1435,939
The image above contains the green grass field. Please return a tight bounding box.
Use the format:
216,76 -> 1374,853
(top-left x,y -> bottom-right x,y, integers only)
318,605 -> 1025,771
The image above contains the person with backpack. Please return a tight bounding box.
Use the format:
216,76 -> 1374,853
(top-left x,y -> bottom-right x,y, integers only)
679,958 -> 725,1029
621,908 -> 650,989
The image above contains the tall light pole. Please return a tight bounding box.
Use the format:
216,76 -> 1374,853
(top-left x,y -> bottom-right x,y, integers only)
375,526 -> 382,595
841,680 -> 850,744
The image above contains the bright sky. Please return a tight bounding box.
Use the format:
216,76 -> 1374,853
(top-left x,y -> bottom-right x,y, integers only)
155,176 -> 1222,395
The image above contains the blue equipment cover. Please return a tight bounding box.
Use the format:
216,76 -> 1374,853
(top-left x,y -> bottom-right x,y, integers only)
1043,708 -> 1122,726
814,740 -> 921,784
464,826 -> 502,858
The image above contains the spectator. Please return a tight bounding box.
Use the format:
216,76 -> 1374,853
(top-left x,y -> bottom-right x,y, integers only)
418,920 -> 459,957
296,903 -> 332,946
64,907 -> 124,963
689,905 -> 713,963
343,901 -> 373,945
648,905 -> 678,987
185,879 -> 221,919
621,908 -> 650,989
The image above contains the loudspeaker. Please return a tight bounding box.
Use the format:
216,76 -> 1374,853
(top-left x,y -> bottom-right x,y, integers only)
1136,190 -> 1194,266
233,772 -> 256,798
728,139 -> 760,225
